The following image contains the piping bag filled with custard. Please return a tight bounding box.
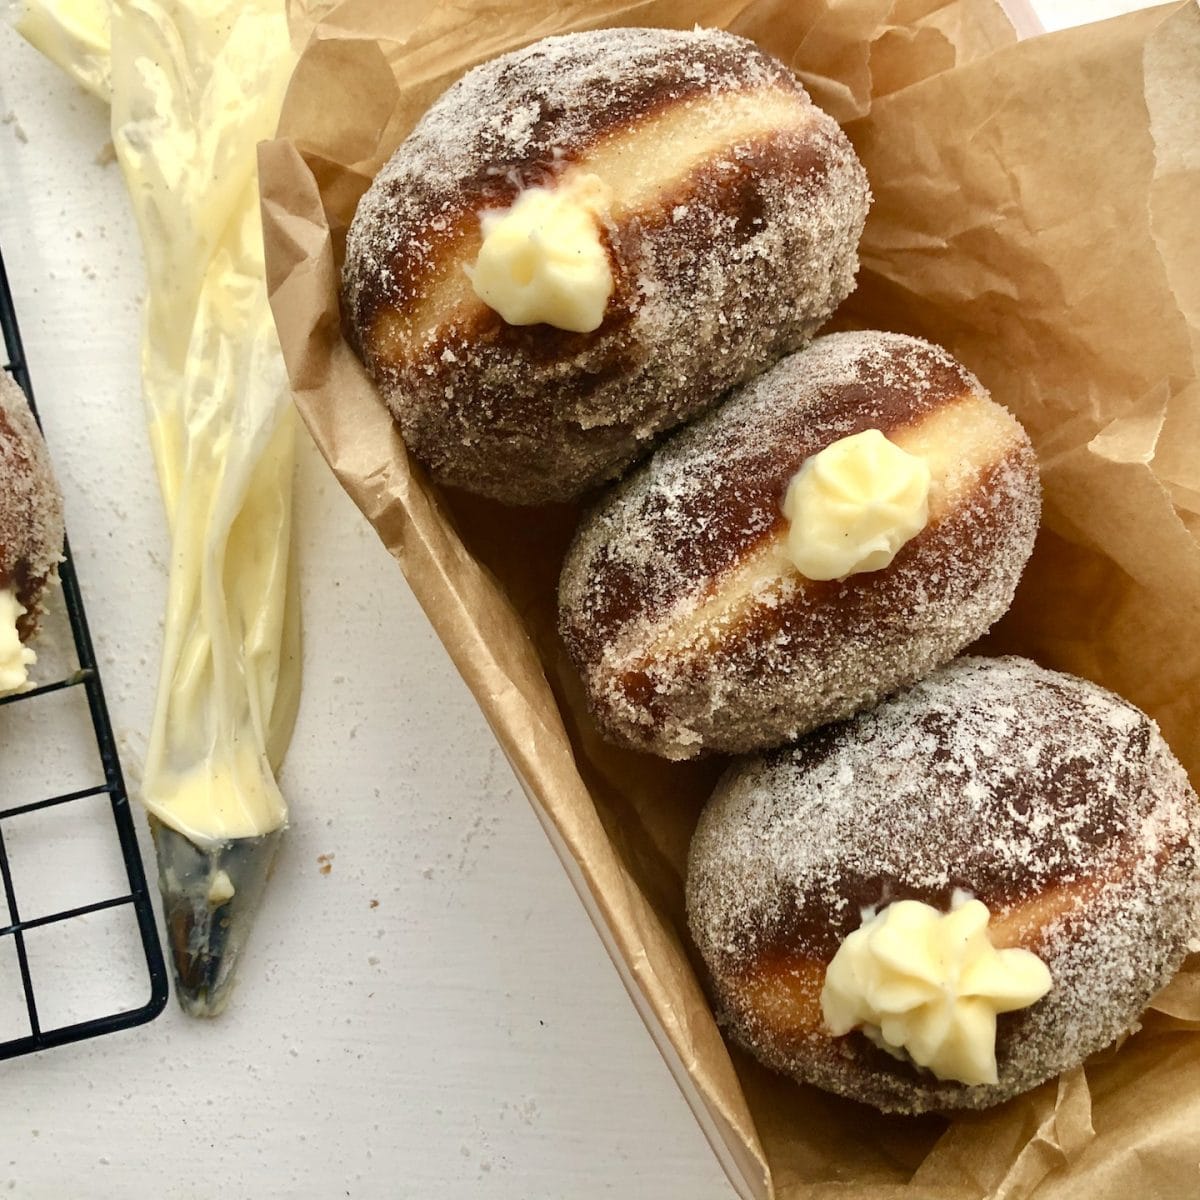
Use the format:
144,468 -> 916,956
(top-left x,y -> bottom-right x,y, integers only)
18,0 -> 301,1015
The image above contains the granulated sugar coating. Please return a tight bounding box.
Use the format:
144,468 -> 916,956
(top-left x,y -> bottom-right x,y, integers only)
686,656 -> 1200,1113
0,370 -> 64,639
343,27 -> 869,504
559,332 -> 1040,759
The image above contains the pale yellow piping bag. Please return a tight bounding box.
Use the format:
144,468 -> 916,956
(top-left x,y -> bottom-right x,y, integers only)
19,0 -> 301,1016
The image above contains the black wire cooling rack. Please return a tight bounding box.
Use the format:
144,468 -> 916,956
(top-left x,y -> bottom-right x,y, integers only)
0,243 -> 167,1060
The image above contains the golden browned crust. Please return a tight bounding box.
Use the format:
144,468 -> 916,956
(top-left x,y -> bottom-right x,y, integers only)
0,371 -> 64,640
558,332 -> 1041,759
343,27 -> 870,504
686,657 -> 1200,1113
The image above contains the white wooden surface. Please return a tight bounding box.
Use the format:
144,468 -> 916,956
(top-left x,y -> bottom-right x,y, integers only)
0,4 -> 1151,1197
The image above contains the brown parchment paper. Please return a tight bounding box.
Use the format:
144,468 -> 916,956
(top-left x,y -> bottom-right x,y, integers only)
258,1 -> 1200,1196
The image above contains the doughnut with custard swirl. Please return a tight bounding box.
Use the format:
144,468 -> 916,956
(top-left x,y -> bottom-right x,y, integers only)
342,27 -> 869,505
0,371 -> 64,643
558,331 -> 1040,760
686,656 -> 1200,1113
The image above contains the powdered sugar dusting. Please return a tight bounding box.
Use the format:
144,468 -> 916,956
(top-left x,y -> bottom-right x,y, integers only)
368,28 -> 797,205
686,656 -> 1200,1112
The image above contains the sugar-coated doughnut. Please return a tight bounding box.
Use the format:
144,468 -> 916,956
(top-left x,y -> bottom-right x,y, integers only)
686,656 -> 1200,1113
0,370 -> 64,642
558,332 -> 1039,760
343,27 -> 869,505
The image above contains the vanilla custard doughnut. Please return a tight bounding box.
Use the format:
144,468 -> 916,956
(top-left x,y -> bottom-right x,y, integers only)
558,331 -> 1039,760
343,27 -> 870,505
0,371 -> 64,689
687,656 -> 1200,1113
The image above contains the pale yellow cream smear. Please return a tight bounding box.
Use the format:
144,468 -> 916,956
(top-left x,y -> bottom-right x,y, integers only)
468,174 -> 614,333
0,590 -> 36,695
820,897 -> 1052,1086
782,428 -> 931,582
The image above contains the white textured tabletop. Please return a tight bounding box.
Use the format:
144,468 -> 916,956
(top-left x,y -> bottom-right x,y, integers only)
0,3 -> 1151,1197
